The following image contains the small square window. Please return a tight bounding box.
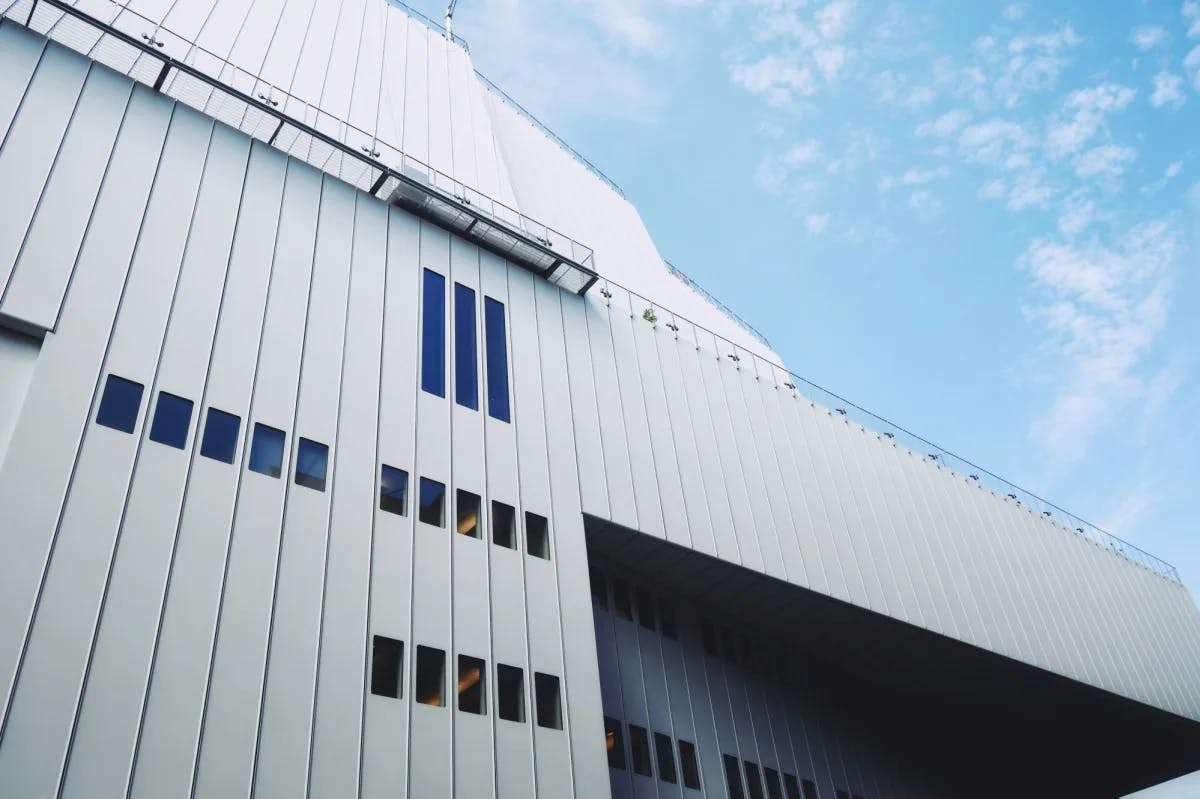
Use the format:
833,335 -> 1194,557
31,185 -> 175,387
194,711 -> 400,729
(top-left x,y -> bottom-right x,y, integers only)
458,654 -> 486,714
248,423 -> 286,478
200,408 -> 241,464
765,767 -> 784,799
415,645 -> 445,707
660,600 -> 677,640
295,438 -> 329,491
96,375 -> 144,433
456,490 -> 481,538
380,465 -> 409,515
496,663 -> 525,722
148,392 -> 193,449
700,618 -> 718,656
654,732 -> 677,784
418,477 -> 445,527
724,755 -> 745,799
745,762 -> 765,799
491,501 -> 516,549
636,588 -> 655,631
679,740 -> 701,789
525,512 -> 550,560
370,635 -> 403,699
604,717 -> 625,770
629,725 -> 652,777
590,567 -> 608,612
534,672 -> 562,730
612,579 -> 633,622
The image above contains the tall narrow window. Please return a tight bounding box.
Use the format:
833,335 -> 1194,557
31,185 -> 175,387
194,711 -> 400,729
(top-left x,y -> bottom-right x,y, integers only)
454,282 -> 478,409
415,645 -> 445,707
679,740 -> 701,789
248,423 -> 286,478
295,438 -> 329,491
491,501 -> 516,549
660,600 -> 677,640
604,717 -> 625,769
590,567 -> 608,612
418,477 -> 445,527
200,408 -> 241,464
525,512 -> 550,560
421,269 -> 446,397
380,465 -> 409,515
456,489 -> 481,538
721,629 -> 740,665
745,761 -> 766,799
496,664 -> 525,722
148,392 -> 193,449
724,755 -> 745,799
700,618 -> 718,656
628,725 -> 652,777
534,672 -> 562,729
636,588 -> 656,631
370,636 -> 403,698
765,767 -> 784,799
654,732 -> 677,784
612,579 -> 633,621
96,375 -> 144,433
457,654 -> 486,714
784,775 -> 803,799
483,296 -> 510,422
800,778 -> 819,799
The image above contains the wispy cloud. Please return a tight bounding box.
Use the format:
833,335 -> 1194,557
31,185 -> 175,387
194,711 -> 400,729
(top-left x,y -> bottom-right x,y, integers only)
1045,83 -> 1137,158
1129,25 -> 1168,52
1151,71 -> 1187,109
805,212 -> 832,234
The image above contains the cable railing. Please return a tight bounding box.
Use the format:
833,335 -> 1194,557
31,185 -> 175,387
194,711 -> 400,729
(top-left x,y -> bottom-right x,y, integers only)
600,274 -> 1181,584
2,0 -> 598,295
664,260 -> 773,350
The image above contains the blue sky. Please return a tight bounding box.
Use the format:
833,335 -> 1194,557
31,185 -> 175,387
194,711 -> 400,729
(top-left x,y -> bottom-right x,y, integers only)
412,0 -> 1200,595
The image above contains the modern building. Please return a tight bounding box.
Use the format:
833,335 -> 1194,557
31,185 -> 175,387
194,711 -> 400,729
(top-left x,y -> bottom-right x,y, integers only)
0,0 -> 1198,797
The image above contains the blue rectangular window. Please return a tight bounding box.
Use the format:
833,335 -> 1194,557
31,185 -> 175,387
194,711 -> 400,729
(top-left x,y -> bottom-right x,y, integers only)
96,375 -> 144,433
418,476 -> 445,527
380,464 -> 409,515
200,408 -> 241,464
295,438 -> 329,491
148,391 -> 194,449
421,269 -> 446,397
248,423 -> 286,478
454,282 -> 478,410
484,297 -> 510,422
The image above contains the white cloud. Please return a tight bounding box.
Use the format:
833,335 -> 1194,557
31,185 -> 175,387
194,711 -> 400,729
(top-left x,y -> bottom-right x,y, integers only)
1058,197 -> 1097,236
1046,83 -> 1137,157
1021,220 -> 1181,466
916,109 -> 972,138
957,118 -> 1035,166
783,139 -> 824,167
1186,1 -> 1200,38
1186,45 -> 1200,90
1165,160 -> 1184,180
731,54 -> 817,106
1074,144 -> 1137,178
907,189 -> 943,221
1151,71 -> 1187,109
805,212 -> 832,234
875,71 -> 937,109
1129,25 -> 1168,51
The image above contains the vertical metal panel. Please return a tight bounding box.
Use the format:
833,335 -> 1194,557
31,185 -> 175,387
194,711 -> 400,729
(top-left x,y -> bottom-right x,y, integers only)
584,290 -> 638,532
0,328 -> 39,463
0,21 -> 46,142
561,293 -> 609,519
401,19 -> 429,166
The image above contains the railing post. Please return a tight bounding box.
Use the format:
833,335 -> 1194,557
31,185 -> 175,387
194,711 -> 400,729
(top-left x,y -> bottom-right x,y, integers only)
25,0 -> 38,26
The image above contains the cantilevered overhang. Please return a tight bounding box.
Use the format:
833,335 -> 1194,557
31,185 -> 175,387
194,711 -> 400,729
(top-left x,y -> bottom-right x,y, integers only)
586,515 -> 1200,798
3,0 -> 599,297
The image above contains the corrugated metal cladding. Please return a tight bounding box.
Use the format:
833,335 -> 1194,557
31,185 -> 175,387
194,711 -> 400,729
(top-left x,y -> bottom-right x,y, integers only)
0,11 -> 1198,799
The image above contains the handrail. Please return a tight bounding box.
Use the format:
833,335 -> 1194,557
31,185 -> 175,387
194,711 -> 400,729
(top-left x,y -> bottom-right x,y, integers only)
664,260 -> 772,349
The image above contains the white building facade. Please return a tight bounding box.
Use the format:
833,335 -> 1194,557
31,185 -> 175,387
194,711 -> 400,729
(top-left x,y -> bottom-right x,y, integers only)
1,1 -> 1199,797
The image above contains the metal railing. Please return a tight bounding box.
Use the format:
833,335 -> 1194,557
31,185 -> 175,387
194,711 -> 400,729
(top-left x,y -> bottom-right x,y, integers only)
602,275 -> 1182,584
2,0 -> 598,294
665,260 -> 773,350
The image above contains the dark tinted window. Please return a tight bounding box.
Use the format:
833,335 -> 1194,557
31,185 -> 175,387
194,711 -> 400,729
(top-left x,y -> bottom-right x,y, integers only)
835,791 -> 850,799
679,740 -> 701,789
700,618 -> 718,656
491,501 -> 516,548
722,629 -> 739,664
248,423 -> 285,478
765,767 -> 784,799
654,732 -> 676,784
484,296 -> 510,422
629,725 -> 652,776
96,375 -> 143,433
636,588 -> 656,630
497,664 -> 524,722
421,268 -> 446,397
370,636 -> 403,698
418,477 -> 445,527
534,672 -> 562,729
415,645 -> 445,707
745,762 -> 765,799
295,438 -> 328,491
456,489 -> 480,538
200,408 -> 241,464
380,465 -> 408,515
590,567 -> 608,611
454,282 -> 478,410
659,600 -> 677,639
784,774 -> 803,799
724,755 -> 745,799
604,717 -> 625,769
458,655 -> 485,714
526,512 -> 550,560
612,579 -> 632,621
148,391 -> 193,449
800,778 -> 819,799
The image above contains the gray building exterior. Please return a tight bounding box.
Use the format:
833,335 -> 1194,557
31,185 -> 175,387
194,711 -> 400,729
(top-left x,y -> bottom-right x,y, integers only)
1,1 -> 1199,797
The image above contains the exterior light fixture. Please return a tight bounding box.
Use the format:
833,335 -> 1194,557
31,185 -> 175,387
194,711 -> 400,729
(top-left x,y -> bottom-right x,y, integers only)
969,475 -> 979,481
834,408 -> 847,416
883,432 -> 894,439
1006,493 -> 1018,500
